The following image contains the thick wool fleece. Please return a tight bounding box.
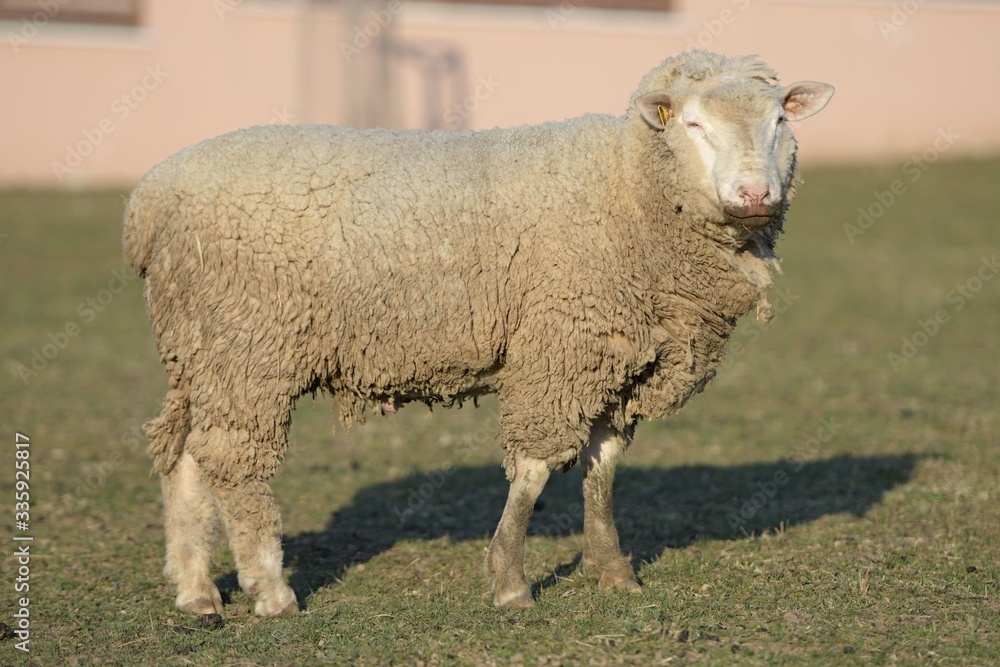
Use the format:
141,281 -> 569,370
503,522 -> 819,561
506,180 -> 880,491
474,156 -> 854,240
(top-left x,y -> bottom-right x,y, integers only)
125,51 -> 796,484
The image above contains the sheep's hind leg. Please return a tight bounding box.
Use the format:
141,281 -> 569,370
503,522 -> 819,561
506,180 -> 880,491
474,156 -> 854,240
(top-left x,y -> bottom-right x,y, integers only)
485,454 -> 551,609
211,477 -> 298,617
162,452 -> 224,614
581,423 -> 641,592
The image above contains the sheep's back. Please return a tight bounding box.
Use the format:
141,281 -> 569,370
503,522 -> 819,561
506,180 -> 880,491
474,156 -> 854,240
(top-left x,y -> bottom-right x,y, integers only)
131,124 -> 531,402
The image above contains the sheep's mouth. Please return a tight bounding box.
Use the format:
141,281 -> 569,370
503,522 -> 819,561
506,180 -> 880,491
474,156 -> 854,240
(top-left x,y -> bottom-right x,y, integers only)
723,204 -> 778,230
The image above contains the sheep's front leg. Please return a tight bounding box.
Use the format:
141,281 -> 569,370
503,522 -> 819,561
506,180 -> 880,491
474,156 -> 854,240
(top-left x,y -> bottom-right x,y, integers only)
162,452 -> 224,614
212,480 -> 298,617
581,423 -> 641,592
485,454 -> 551,609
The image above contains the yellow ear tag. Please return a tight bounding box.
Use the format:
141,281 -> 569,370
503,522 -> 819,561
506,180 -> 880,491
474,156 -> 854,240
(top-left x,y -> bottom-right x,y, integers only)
657,104 -> 670,126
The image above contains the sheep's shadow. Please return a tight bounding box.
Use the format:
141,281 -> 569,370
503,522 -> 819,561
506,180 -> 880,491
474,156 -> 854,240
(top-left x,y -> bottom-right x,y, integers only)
262,452 -> 918,607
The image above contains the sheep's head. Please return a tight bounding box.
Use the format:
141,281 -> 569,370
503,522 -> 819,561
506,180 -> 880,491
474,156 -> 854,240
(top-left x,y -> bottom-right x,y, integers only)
632,52 -> 833,243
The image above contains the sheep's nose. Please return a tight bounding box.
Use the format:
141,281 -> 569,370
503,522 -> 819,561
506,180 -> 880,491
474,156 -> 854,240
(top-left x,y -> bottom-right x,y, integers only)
738,185 -> 771,206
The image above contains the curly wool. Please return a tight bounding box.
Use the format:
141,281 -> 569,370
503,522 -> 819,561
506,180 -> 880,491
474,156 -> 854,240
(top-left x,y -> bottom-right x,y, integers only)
125,51 -> 795,484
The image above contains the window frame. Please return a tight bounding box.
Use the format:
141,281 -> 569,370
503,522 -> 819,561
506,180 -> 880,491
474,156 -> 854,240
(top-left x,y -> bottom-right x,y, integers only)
0,0 -> 142,27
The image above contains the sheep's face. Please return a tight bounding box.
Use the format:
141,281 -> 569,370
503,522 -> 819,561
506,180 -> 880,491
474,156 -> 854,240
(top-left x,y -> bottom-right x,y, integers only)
636,80 -> 834,233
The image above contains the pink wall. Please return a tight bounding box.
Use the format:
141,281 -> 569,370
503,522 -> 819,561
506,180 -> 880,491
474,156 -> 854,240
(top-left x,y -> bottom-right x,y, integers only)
1,0 -> 998,187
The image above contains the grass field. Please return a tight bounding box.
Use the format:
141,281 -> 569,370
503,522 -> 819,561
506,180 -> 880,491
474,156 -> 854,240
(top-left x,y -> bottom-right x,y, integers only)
1,157 -> 998,666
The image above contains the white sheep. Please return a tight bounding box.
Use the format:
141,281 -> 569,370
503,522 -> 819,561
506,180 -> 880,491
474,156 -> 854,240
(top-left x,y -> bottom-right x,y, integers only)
123,50 -> 833,615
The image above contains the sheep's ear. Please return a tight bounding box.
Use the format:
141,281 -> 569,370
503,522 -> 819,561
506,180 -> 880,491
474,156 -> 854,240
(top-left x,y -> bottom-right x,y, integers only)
781,82 -> 834,121
635,91 -> 674,131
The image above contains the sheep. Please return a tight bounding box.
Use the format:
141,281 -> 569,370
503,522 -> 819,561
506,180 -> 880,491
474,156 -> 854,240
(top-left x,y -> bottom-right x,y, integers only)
123,50 -> 833,616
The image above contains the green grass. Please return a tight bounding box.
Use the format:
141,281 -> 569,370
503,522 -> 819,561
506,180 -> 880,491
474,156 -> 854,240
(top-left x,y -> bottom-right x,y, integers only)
1,158 -> 998,665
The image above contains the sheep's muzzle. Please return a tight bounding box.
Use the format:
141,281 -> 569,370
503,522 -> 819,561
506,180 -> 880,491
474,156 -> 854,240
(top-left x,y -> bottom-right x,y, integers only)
723,204 -> 778,230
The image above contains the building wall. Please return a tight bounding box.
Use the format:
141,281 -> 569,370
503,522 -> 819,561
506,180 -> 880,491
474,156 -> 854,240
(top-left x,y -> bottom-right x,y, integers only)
1,0 -> 997,187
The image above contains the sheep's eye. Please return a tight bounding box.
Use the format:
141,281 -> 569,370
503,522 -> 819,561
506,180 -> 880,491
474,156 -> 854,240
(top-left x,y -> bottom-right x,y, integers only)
686,121 -> 700,129
777,114 -> 787,125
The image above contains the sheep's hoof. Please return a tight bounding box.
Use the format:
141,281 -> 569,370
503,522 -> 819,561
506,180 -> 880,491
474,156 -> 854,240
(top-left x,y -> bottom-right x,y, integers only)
598,572 -> 642,593
256,599 -> 299,618
254,586 -> 299,618
494,587 -> 535,610
586,557 -> 641,593
177,597 -> 223,615
176,586 -> 224,615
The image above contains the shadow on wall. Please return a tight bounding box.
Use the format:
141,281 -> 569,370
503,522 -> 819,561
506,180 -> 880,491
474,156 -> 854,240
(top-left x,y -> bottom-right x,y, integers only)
219,454 -> 919,607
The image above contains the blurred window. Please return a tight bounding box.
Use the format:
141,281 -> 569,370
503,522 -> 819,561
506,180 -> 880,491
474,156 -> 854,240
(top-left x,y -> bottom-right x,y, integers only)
0,0 -> 141,26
